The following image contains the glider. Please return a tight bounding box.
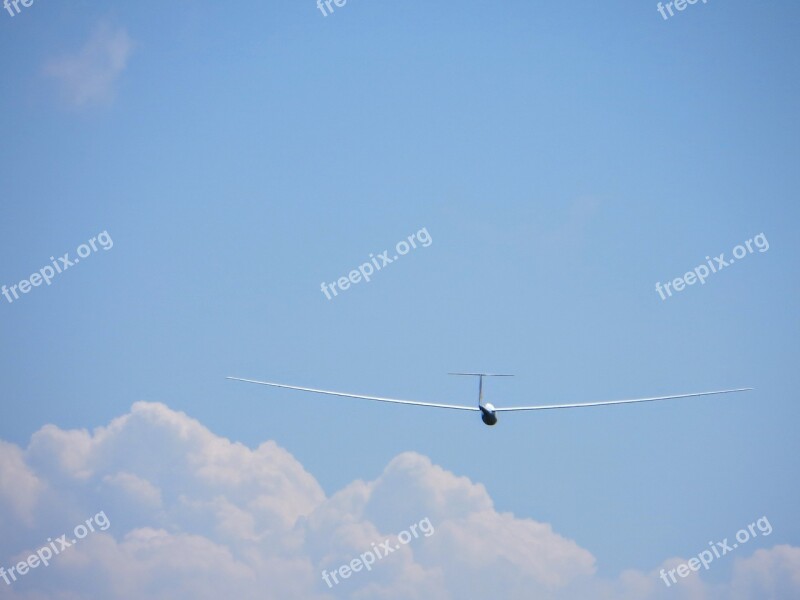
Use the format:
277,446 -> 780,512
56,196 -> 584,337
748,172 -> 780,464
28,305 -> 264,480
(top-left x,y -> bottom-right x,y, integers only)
227,373 -> 752,426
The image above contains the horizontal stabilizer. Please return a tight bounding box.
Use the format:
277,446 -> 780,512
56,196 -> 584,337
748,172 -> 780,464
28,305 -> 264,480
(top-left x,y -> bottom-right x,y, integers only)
448,372 -> 514,377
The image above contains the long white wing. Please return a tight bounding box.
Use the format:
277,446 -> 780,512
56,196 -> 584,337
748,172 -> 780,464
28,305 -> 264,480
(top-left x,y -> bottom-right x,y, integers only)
493,388 -> 753,412
227,377 -> 480,411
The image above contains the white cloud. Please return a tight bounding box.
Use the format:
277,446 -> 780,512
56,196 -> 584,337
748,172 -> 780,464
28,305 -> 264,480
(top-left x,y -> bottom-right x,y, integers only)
728,545 -> 800,600
0,440 -> 43,526
0,402 -> 797,599
44,23 -> 133,107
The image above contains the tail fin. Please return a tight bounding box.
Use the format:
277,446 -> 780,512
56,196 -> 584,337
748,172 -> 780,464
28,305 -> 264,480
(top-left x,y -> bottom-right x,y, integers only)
448,373 -> 514,405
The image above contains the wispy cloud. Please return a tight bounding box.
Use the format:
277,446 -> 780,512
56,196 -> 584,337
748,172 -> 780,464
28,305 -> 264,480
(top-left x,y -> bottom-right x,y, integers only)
44,23 -> 133,108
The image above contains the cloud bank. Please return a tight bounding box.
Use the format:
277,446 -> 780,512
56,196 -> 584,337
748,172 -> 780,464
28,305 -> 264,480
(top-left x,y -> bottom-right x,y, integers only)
0,402 -> 797,599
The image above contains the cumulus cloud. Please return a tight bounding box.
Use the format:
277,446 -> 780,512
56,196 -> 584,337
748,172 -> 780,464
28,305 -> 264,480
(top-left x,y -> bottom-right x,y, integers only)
0,402 -> 796,599
44,23 -> 133,107
0,440 -> 44,526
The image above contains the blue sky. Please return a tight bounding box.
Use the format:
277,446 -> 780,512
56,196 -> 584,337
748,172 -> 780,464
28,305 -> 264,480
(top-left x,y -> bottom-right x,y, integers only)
1,1 -> 799,598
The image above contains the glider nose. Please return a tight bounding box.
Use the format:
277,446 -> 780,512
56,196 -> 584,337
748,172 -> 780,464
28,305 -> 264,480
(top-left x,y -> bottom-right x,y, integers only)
479,404 -> 498,426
